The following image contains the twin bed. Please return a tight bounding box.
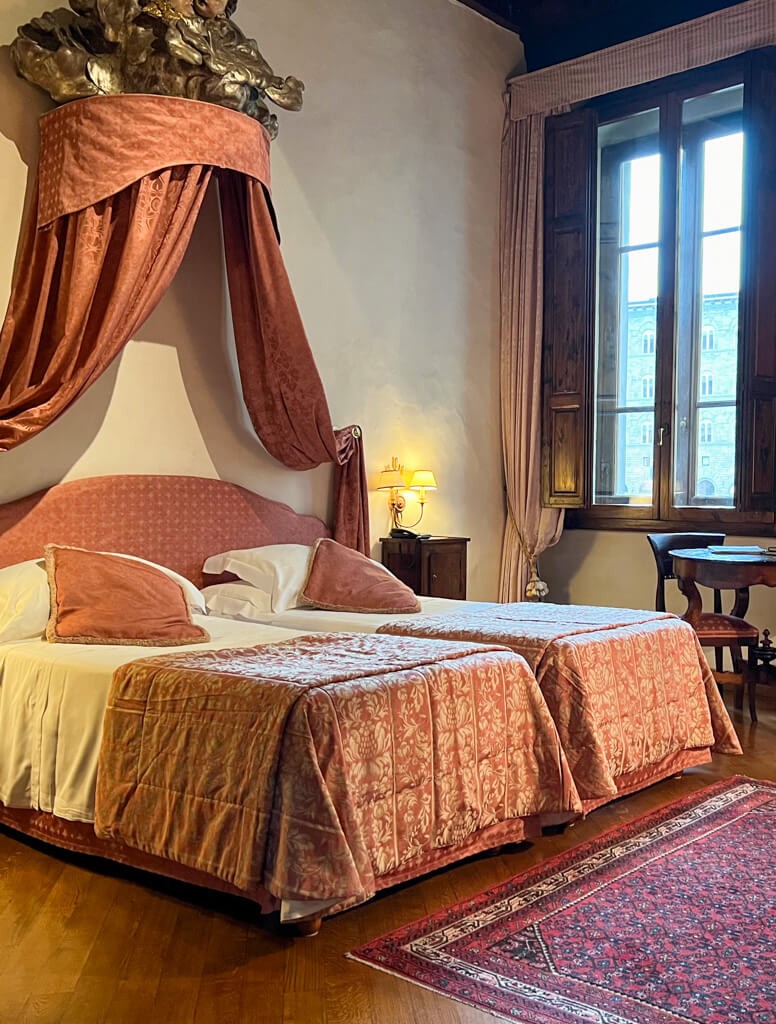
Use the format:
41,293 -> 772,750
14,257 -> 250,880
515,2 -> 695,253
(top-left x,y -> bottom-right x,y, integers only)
0,474 -> 740,932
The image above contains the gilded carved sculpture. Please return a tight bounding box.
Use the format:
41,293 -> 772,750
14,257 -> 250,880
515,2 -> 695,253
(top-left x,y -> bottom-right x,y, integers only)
11,0 -> 304,138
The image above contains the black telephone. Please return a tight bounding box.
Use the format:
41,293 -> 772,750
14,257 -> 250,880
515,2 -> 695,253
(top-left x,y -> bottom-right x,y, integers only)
390,527 -> 418,538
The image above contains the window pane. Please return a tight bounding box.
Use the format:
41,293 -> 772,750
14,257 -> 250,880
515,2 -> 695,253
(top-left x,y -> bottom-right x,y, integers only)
595,109 -> 660,506
702,230 -> 741,295
673,86 -> 743,509
626,247 -> 659,302
625,154 -> 661,246
703,132 -> 743,232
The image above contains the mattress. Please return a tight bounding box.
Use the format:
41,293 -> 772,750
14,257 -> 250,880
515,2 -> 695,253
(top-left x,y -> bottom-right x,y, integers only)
0,616 -> 302,822
242,596 -> 489,632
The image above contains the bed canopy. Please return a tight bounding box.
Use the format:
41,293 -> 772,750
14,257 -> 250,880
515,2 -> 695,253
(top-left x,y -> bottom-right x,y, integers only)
0,4 -> 368,552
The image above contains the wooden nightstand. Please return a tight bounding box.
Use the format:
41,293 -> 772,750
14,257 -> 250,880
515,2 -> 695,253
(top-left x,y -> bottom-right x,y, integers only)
380,536 -> 469,600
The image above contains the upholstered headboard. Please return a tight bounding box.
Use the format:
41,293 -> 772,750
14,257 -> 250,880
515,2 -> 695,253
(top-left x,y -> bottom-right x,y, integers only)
0,475 -> 330,585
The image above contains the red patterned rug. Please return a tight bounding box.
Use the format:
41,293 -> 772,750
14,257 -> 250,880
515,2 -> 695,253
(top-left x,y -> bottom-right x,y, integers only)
349,777 -> 776,1024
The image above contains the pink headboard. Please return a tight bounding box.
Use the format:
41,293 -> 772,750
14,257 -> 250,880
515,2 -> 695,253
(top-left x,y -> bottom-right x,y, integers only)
0,475 -> 330,586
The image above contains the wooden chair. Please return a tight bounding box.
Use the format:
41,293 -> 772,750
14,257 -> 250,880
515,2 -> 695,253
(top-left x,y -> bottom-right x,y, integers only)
646,533 -> 759,714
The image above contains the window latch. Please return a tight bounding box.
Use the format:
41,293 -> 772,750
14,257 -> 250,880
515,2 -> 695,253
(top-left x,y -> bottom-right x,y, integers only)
657,424 -> 669,446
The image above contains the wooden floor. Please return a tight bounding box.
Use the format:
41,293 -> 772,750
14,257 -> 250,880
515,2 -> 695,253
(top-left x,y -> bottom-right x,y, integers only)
1,686 -> 774,1024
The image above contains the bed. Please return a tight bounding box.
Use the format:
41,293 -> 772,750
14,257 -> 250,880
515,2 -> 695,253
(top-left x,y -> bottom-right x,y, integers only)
0,474 -> 580,932
200,547 -> 742,812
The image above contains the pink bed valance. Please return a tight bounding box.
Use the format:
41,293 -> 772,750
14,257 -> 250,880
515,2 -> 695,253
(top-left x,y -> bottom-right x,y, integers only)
36,95 -> 272,227
0,94 -> 368,552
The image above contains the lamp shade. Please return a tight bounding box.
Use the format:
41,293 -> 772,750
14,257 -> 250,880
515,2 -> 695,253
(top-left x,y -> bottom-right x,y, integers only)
409,470 -> 437,491
377,468 -> 406,490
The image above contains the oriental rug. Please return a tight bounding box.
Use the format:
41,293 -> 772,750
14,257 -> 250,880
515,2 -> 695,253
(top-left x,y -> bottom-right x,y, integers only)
349,777 -> 776,1024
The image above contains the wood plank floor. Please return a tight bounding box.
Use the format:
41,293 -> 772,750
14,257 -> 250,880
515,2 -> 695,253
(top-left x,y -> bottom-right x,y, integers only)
1,686 -> 774,1024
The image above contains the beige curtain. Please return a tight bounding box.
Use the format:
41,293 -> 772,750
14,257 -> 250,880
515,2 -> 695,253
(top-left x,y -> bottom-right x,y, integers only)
498,112 -> 564,602
498,0 -> 776,602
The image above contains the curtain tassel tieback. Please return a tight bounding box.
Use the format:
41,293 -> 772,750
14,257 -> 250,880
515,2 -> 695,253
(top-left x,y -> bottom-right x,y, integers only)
524,559 -> 550,602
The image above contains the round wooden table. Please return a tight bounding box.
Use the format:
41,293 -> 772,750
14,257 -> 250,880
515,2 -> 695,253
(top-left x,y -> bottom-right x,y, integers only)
670,547 -> 776,721
669,548 -> 776,627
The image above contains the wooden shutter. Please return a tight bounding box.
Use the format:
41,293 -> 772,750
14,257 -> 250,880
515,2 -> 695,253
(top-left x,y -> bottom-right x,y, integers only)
742,50 -> 776,512
541,108 -> 596,507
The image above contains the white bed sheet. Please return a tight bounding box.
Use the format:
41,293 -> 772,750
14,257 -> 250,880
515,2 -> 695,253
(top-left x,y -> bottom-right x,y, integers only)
235,596 -> 493,632
0,616 -> 303,823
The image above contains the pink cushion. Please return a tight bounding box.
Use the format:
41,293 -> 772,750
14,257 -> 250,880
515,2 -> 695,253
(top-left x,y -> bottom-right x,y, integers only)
300,539 -> 421,614
691,612 -> 759,645
45,545 -> 210,646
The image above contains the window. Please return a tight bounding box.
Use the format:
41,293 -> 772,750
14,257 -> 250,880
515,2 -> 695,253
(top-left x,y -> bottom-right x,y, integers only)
542,50 -> 776,529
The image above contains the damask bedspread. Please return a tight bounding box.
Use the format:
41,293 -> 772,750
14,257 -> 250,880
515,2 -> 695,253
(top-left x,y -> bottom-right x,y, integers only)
377,604 -> 742,806
95,632 -> 580,913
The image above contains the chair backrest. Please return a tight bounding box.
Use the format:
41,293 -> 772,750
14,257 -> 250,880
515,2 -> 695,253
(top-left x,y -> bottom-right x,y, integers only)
646,532 -> 726,611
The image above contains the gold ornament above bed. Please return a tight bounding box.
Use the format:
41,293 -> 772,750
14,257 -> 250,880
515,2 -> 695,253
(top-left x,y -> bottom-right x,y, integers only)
11,0 -> 304,138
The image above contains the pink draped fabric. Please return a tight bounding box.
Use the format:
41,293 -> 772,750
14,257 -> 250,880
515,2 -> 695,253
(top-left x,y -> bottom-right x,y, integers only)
0,95 -> 368,552
0,165 -> 211,450
219,174 -> 368,550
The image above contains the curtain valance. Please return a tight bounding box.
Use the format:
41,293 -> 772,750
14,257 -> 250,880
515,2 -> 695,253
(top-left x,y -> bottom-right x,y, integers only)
506,0 -> 776,120
36,94 -> 272,227
0,94 -> 368,552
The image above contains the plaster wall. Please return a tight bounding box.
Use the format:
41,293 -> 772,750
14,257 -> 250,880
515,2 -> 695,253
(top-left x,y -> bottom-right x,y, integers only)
0,0 -> 523,599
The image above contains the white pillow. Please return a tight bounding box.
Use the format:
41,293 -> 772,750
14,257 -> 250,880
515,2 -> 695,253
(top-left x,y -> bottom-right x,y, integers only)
203,581 -> 274,622
0,559 -> 50,642
203,544 -> 313,613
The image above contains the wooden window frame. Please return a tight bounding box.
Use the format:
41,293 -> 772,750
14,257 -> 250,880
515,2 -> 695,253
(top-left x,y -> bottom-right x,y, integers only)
542,50 -> 776,535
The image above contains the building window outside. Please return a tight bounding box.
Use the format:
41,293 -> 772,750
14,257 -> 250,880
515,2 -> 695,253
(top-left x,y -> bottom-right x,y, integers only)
700,421 -> 713,443
642,330 -> 656,354
701,373 -> 714,397
642,376 -> 655,400
701,326 -> 715,350
641,423 -> 653,444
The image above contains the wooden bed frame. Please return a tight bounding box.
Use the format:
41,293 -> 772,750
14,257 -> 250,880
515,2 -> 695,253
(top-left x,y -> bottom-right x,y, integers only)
0,474 -> 545,934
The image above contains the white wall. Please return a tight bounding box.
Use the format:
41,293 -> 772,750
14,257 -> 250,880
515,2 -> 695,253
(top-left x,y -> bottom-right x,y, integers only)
0,0 -> 523,600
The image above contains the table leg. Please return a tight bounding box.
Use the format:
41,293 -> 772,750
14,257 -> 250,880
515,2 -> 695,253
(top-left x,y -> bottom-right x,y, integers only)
677,576 -> 703,627
731,587 -> 750,620
747,645 -> 759,723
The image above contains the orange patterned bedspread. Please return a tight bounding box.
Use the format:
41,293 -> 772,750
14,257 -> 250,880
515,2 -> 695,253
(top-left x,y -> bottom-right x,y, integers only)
377,604 -> 741,803
95,633 -> 580,911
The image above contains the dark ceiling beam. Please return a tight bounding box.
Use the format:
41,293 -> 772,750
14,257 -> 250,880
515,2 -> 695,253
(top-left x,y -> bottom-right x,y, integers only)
521,0 -> 749,69
454,0 -> 751,70
452,0 -> 522,34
